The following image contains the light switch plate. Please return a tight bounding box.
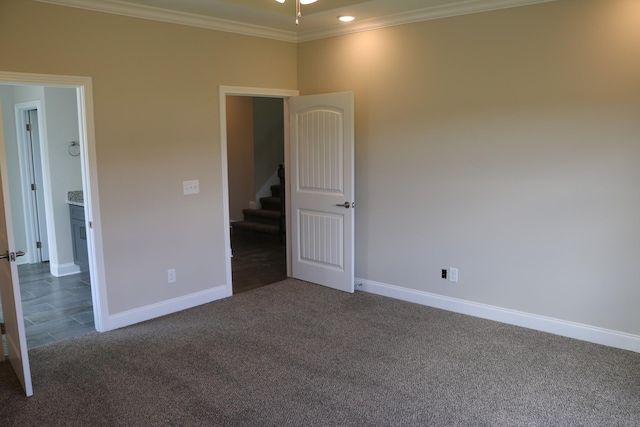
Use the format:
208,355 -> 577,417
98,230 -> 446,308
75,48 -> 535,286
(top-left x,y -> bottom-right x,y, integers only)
183,180 -> 199,195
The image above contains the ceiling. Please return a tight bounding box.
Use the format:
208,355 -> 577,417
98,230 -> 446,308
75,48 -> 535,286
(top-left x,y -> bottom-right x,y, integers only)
37,0 -> 555,42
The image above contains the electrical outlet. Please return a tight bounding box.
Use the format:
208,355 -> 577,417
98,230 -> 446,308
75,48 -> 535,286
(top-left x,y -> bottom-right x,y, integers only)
183,180 -> 199,195
449,268 -> 459,283
441,269 -> 447,279
167,268 -> 176,284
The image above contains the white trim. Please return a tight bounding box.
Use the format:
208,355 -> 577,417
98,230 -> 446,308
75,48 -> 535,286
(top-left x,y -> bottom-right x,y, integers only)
219,86 -> 299,292
36,0 -> 297,43
356,277 -> 640,353
49,262 -> 80,277
0,72 -> 93,88
15,257 -> 28,266
297,0 -> 557,42
105,286 -> 226,331
75,77 -> 108,333
35,0 -> 556,43
15,103 -> 55,267
14,101 -> 42,265
282,100 -> 292,277
220,86 -> 298,98
32,102 -> 56,266
0,71 -> 108,333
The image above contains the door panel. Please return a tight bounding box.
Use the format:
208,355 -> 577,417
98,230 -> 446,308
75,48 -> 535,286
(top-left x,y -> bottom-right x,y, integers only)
0,103 -> 33,396
289,92 -> 354,293
299,210 -> 344,269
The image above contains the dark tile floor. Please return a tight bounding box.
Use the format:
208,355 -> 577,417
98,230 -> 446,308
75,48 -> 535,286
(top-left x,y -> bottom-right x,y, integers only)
1,236 -> 284,352
18,263 -> 95,349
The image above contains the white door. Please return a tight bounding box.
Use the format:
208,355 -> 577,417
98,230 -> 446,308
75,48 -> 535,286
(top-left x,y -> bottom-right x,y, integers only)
0,105 -> 33,396
289,92 -> 355,293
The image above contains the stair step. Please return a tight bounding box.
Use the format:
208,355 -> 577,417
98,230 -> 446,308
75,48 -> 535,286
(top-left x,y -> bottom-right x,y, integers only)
232,221 -> 280,243
260,196 -> 281,211
232,221 -> 279,233
270,184 -> 281,198
243,208 -> 280,225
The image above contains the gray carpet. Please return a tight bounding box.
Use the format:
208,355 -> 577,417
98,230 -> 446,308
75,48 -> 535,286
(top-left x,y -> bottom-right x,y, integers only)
1,279 -> 639,426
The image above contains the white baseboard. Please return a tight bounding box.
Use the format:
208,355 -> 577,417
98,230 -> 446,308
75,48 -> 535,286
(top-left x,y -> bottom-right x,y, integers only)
50,262 -> 80,277
104,285 -> 231,331
356,277 -> 640,353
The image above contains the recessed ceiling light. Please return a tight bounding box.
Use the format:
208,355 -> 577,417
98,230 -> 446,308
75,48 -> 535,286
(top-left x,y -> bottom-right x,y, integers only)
338,15 -> 355,22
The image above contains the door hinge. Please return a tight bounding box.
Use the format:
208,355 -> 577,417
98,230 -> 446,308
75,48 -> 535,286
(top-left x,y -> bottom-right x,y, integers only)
0,323 -> 5,335
31,183 -> 36,191
36,241 -> 42,249
26,123 -> 32,132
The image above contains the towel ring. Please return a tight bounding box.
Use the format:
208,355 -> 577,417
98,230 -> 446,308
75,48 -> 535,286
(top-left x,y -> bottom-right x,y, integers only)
68,141 -> 80,157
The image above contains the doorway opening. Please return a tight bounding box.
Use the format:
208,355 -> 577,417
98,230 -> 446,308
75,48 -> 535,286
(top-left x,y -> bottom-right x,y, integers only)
226,95 -> 287,294
0,72 -> 106,355
219,86 -> 299,296
0,86 -> 94,348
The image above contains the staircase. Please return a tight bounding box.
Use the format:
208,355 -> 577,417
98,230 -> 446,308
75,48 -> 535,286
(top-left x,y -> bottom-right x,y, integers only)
232,167 -> 285,243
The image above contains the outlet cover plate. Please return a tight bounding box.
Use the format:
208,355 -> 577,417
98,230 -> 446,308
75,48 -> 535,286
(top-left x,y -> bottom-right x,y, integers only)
449,268 -> 459,283
183,180 -> 199,195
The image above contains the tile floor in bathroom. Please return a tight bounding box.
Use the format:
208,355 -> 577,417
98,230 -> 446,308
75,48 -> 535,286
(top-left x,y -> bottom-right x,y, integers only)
18,263 -> 95,349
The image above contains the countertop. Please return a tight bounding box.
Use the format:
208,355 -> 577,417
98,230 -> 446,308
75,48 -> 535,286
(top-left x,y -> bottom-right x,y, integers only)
66,190 -> 84,207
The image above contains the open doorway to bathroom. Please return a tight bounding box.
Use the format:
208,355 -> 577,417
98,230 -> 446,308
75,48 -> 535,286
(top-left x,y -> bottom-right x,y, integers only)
0,84 -> 94,348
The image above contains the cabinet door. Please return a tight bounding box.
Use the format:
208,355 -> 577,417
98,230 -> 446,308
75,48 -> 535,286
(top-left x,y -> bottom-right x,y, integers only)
73,220 -> 89,273
70,205 -> 89,273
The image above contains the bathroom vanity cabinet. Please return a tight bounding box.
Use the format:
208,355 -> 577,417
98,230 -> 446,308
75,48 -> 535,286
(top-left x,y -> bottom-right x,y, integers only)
69,204 -> 89,273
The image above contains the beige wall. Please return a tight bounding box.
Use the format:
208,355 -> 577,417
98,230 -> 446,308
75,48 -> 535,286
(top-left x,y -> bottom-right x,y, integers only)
227,96 -> 254,222
0,0 -> 297,314
253,97 -> 285,196
42,86 -> 82,268
298,0 -> 640,335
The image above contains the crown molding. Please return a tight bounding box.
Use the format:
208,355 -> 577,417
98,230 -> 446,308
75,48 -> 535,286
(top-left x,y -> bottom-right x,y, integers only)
37,0 -> 556,44
297,0 -> 557,42
35,0 -> 298,43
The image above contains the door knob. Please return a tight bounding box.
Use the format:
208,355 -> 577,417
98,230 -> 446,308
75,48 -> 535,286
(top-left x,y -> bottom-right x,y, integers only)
0,251 -> 25,261
335,202 -> 350,208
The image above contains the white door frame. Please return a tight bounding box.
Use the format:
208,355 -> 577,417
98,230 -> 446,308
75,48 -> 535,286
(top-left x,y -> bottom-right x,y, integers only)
14,101 -> 46,265
0,71 -> 108,332
219,86 -> 299,294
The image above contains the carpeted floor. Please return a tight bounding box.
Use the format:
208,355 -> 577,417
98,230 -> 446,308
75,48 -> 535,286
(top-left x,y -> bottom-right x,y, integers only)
1,279 -> 639,426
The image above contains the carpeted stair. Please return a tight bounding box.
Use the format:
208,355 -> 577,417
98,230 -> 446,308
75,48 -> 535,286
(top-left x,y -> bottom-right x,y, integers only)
232,184 -> 283,243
